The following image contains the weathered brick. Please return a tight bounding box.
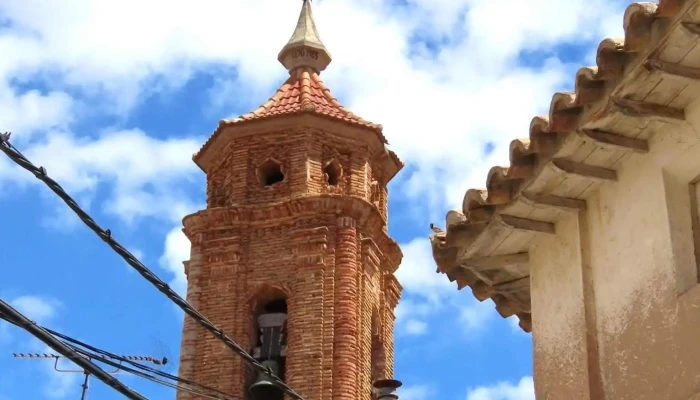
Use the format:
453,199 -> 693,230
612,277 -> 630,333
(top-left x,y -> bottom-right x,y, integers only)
175,118 -> 404,400
175,4 -> 404,393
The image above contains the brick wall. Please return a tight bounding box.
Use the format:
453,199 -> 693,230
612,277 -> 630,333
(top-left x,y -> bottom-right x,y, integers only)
177,123 -> 403,400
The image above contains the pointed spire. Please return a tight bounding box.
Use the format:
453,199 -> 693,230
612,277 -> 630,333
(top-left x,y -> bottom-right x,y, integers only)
278,0 -> 332,74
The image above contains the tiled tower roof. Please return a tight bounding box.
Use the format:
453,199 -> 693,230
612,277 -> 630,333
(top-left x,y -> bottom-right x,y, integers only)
232,68 -> 386,138
193,0 -> 400,172
225,0 -> 385,135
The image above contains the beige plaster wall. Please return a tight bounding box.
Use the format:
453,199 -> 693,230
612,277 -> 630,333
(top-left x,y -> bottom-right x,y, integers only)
530,212 -> 592,399
532,99 -> 700,400
587,103 -> 700,400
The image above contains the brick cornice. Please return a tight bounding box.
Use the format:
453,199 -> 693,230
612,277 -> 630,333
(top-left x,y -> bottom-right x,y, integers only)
292,226 -> 329,266
336,215 -> 357,228
383,274 -> 402,309
182,194 -> 402,272
195,114 -> 396,177
361,237 -> 383,278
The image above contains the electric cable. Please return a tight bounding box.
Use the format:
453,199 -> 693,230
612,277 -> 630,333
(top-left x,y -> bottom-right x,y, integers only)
66,345 -> 233,400
45,326 -> 237,399
0,299 -> 147,400
0,132 -> 305,400
1,310 -> 235,400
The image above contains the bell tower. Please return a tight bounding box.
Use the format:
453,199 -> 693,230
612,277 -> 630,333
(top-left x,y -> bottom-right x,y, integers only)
176,1 -> 404,399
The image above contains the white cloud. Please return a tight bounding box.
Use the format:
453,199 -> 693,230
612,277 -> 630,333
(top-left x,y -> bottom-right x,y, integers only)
466,377 -> 535,400
506,315 -> 530,335
1,129 -> 203,224
394,239 -> 453,335
396,239 -> 453,300
0,2 -> 634,396
0,0 -> 629,243
9,295 -> 60,324
0,88 -> 74,141
0,295 -> 79,399
159,227 -> 191,298
123,248 -> 146,274
394,298 -> 436,336
404,319 -> 428,336
0,0 -> 627,218
459,300 -> 495,333
0,0 -> 304,113
41,354 -> 79,400
0,0 -> 629,388
400,384 -> 435,400
395,238 -> 496,337
1,294 -> 60,345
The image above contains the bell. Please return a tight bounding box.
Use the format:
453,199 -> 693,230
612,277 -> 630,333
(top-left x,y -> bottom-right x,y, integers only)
373,379 -> 402,400
249,360 -> 284,400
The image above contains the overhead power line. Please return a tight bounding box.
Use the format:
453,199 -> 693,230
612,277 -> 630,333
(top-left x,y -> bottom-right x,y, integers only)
13,352 -> 163,400
46,327 -> 237,400
13,353 -> 166,400
5,314 -> 236,400
68,346 -> 233,400
0,133 -> 305,400
0,299 -> 146,400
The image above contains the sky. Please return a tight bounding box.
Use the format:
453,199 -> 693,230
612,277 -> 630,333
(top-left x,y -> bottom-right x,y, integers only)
0,0 -> 633,399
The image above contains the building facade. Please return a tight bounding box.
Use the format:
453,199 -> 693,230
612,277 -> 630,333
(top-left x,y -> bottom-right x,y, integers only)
430,1 -> 700,399
176,1 -> 404,399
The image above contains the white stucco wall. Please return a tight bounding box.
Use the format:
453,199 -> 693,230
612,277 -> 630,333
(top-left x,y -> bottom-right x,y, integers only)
531,99 -> 700,400
587,104 -> 700,400
530,212 -> 591,399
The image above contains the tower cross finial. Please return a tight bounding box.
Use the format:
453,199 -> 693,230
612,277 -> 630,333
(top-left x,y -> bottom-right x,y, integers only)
278,0 -> 332,73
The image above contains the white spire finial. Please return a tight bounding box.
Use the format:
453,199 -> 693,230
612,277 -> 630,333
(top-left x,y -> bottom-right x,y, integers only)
278,0 -> 332,74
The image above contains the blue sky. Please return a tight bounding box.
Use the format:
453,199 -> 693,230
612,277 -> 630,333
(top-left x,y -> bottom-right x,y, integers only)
0,0 -> 633,399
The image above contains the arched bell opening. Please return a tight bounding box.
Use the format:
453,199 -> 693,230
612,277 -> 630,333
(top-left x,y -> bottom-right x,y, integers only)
247,288 -> 289,400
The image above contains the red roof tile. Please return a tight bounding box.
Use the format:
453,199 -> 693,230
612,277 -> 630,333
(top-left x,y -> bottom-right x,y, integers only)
231,67 -> 387,142
430,0 -> 694,333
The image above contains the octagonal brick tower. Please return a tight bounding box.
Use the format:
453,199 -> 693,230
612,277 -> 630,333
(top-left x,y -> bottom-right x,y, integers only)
176,1 -> 405,399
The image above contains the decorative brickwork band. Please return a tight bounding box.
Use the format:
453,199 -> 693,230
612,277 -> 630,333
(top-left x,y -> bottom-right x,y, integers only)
383,274 -> 402,310
293,226 -> 329,266
361,237 -> 383,278
336,215 -> 357,229
333,216 -> 359,400
286,227 -> 326,400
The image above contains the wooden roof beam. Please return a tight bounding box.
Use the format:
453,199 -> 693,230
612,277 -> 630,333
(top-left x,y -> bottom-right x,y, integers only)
460,253 -> 529,271
521,191 -> 588,211
493,275 -> 530,294
644,58 -> 700,82
552,158 -> 618,181
611,96 -> 685,121
499,215 -> 555,234
580,128 -> 649,153
681,21 -> 700,36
